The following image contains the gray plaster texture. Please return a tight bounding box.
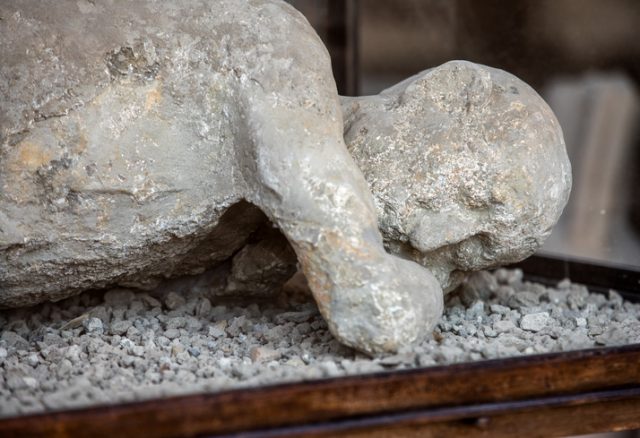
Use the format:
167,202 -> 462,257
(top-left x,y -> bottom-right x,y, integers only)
0,0 -> 570,354
342,62 -> 572,293
1,269 -> 638,418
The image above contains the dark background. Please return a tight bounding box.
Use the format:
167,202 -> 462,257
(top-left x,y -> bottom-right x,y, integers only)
290,0 -> 640,268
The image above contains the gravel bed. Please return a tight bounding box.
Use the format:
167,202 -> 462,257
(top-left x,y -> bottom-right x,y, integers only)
1,269 -> 639,418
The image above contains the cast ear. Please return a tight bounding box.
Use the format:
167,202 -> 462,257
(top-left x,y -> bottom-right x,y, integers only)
407,209 -> 478,253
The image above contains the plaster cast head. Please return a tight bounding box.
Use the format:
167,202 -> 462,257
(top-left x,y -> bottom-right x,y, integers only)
343,61 -> 572,290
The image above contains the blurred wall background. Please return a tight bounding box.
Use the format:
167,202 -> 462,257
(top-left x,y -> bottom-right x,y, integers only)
292,0 -> 640,267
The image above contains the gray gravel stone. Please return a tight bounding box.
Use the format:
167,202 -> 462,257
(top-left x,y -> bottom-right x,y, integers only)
64,346 -> 81,363
23,377 -> 39,390
520,312 -> 551,332
2,269 -> 638,419
165,318 -> 187,330
164,293 -> 186,311
164,329 -> 180,340
1,331 -> 29,350
457,272 -> 498,306
274,311 -> 316,324
26,353 -> 39,367
83,318 -> 104,335
575,317 -> 587,328
109,321 -> 132,336
6,373 -> 30,391
208,323 -> 227,339
490,304 -> 510,315
493,320 -> 516,333
483,326 -> 498,338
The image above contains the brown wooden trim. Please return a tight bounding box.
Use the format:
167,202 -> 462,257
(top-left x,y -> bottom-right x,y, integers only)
2,344 -> 640,438
237,388 -> 640,438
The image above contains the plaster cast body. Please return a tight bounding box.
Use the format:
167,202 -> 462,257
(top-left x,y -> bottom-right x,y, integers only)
0,0 -> 571,354
343,63 -> 572,293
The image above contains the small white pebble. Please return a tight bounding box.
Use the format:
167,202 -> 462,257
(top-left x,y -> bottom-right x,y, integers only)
483,326 -> 497,338
64,345 -> 82,363
23,377 -> 39,389
27,353 -> 40,367
119,338 -> 135,351
83,317 -> 104,334
520,312 -> 551,332
575,317 -> 587,328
